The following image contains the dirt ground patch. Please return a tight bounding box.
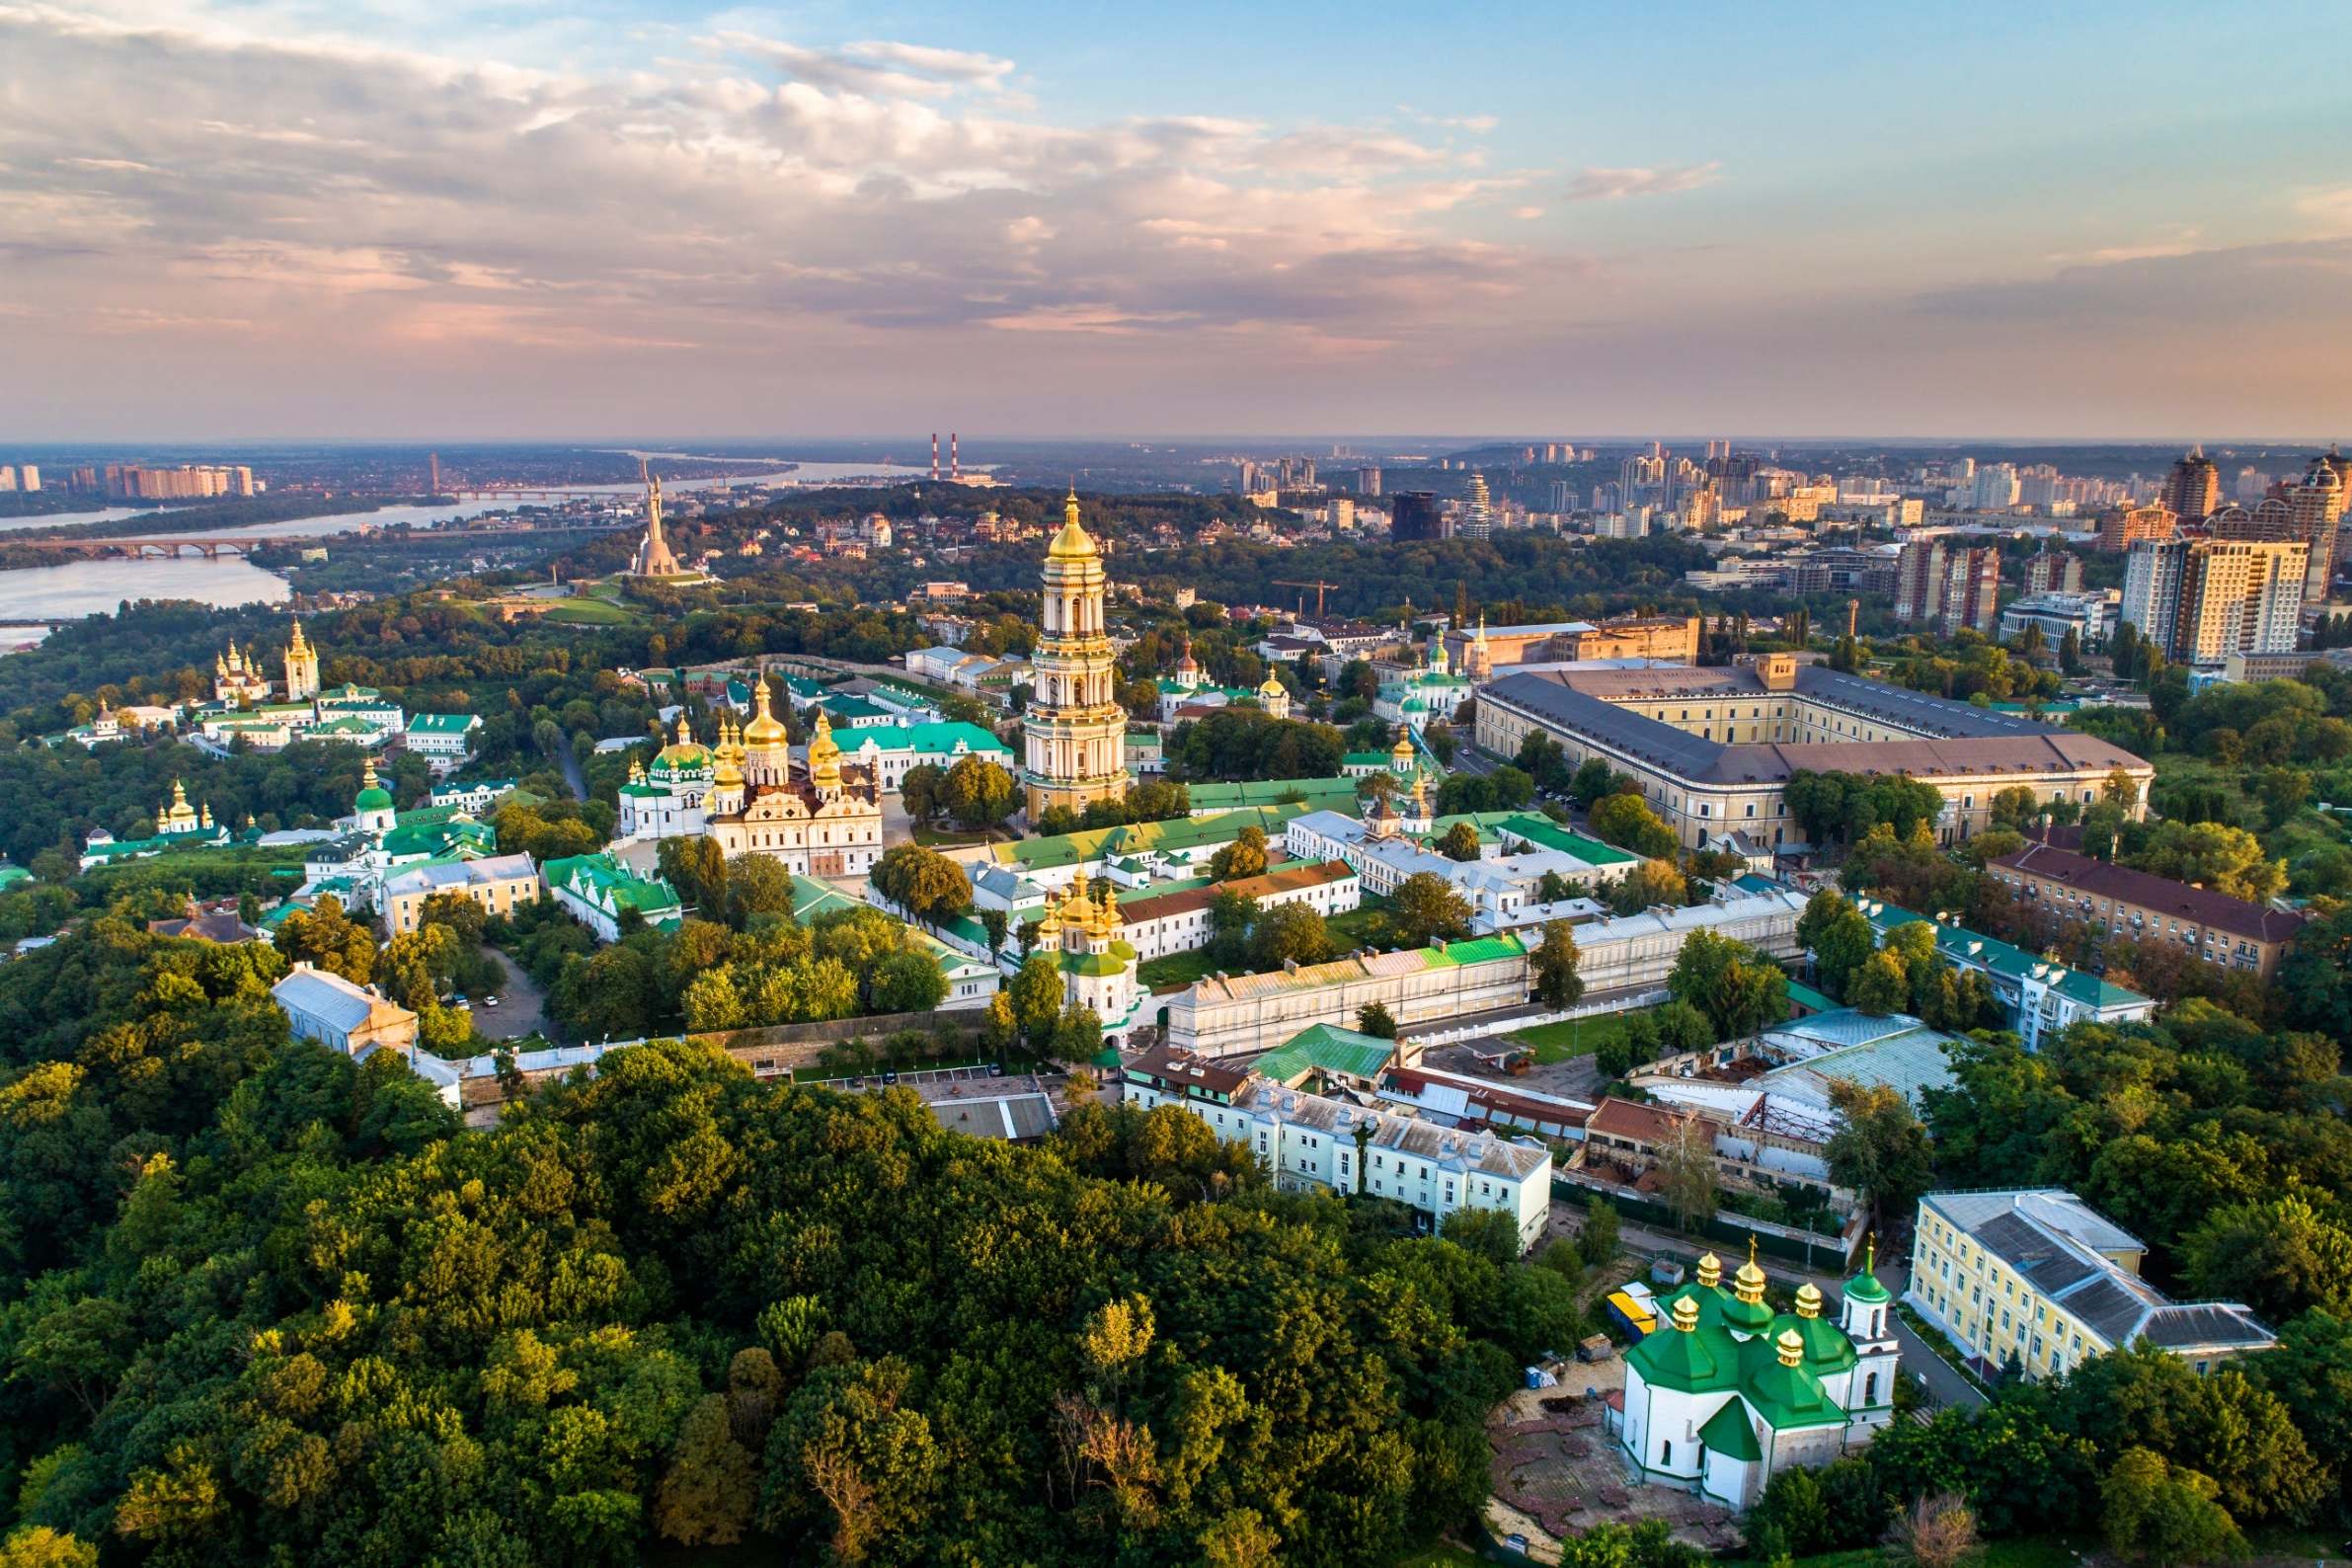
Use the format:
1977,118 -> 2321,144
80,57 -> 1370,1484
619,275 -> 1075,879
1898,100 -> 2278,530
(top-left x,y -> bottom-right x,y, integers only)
1481,1372 -> 1739,1559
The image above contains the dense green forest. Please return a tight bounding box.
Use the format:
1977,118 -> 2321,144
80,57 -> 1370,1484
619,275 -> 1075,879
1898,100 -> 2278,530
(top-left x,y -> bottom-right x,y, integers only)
0,917 -> 1575,1566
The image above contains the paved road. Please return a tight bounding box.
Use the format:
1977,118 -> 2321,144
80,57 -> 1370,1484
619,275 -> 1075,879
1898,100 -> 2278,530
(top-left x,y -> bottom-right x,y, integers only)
474,950 -> 549,1043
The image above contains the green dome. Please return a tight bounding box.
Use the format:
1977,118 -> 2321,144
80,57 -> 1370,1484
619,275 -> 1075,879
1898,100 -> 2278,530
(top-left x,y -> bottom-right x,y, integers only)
1720,1292 -> 1775,1336
1843,1239 -> 1892,1304
355,784 -> 394,812
1766,1310 -> 1857,1372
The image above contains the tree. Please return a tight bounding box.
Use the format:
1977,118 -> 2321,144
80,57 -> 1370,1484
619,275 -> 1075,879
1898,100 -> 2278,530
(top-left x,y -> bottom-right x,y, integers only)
1356,1001 -> 1396,1039
658,835 -> 729,920
1388,872 -> 1472,948
2101,1448 -> 2244,1566
1529,921 -> 1585,1010
2181,1195 -> 2352,1326
722,854 -> 796,928
1207,826 -> 1268,883
900,761 -> 946,823
870,843 -> 972,925
869,951 -> 949,1014
1798,890 -> 1878,1000
1655,1116 -> 1718,1230
272,894 -> 376,984
1247,902 -> 1333,970
1824,1081 -> 1934,1231
1205,890 -> 1257,969
1006,954 -> 1064,1048
1607,858 -> 1687,916
1890,1491 -> 1977,1568
654,1394 -> 756,1546
1435,822 -> 1482,862
939,754 -> 1017,829
1665,928 -> 1785,1040
1580,1200 -> 1620,1269
1589,793 -> 1679,859
1846,951 -> 1910,1016
1567,757 -> 1620,809
2128,821 -> 2285,903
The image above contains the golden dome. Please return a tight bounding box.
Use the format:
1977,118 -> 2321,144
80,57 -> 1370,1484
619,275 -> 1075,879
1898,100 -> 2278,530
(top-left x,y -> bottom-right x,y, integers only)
1038,893 -> 1064,940
1775,1328 -> 1804,1368
807,709 -> 841,788
1391,731 -> 1414,757
1735,1237 -> 1767,1302
1695,1253 -> 1722,1289
741,674 -> 788,746
1795,1283 -> 1823,1319
713,737 -> 744,787
1258,672 -> 1286,697
1048,486 -> 1098,560
1671,1295 -> 1699,1334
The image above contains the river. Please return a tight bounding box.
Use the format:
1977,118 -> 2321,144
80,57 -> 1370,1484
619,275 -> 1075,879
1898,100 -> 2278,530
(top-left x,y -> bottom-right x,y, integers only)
0,454 -> 984,633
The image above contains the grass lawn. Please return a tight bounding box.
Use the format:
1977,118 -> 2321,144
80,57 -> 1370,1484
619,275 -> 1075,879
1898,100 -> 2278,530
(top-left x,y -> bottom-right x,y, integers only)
1138,948 -> 1224,991
540,597 -> 640,625
1327,904 -> 1392,949
1514,1006 -> 1657,1065
912,825 -> 1002,847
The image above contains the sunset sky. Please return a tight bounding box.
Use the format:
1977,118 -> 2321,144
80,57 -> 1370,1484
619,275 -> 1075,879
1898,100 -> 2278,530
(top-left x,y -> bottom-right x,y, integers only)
5,0 -> 2349,440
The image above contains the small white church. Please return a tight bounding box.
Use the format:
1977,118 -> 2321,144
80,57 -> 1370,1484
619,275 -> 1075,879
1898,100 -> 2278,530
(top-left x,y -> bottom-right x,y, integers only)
1611,1242 -> 1898,1508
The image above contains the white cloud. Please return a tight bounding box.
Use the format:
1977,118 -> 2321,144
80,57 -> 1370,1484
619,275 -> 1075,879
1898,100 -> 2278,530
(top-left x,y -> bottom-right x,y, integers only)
1565,161 -> 1721,201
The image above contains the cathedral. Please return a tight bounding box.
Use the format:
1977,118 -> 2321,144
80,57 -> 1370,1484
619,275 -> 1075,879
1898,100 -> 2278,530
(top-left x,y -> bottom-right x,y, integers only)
1021,488 -> 1129,820
212,640 -> 274,705
616,680 -> 883,877
1611,1242 -> 1898,1509
1034,869 -> 1143,1039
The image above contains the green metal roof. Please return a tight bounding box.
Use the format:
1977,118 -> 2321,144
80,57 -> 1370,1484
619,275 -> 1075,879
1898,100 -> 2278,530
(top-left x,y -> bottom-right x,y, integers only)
406,712 -> 480,734
1625,1320 -> 1741,1394
543,853 -> 682,919
1783,978 -> 1838,1014
1496,814 -> 1640,865
1697,1399 -> 1763,1461
994,804 -> 1318,872
837,721 -> 1012,755
1859,899 -> 2151,1010
1423,933 -> 1528,968
1183,777 -> 1364,815
1252,1023 -> 1396,1086
788,875 -> 863,922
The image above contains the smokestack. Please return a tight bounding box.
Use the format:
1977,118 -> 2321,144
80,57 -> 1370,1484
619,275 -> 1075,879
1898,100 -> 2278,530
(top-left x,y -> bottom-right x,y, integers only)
930,432 -> 939,482
950,431 -> 959,481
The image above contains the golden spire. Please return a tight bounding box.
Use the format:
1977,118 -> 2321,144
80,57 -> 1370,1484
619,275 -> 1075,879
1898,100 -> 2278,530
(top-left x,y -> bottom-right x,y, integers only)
628,758 -> 646,782
289,618 -> 309,653
674,713 -> 693,746
713,729 -> 744,787
199,802 -> 213,828
1038,890 -> 1064,941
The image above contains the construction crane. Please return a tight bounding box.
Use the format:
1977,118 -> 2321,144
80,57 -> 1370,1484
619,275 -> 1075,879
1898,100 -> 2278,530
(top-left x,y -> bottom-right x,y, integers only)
1274,579 -> 1341,617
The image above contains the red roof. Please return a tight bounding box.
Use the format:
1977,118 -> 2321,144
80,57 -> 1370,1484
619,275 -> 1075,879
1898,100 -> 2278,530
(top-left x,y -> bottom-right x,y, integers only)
1993,842 -> 2307,946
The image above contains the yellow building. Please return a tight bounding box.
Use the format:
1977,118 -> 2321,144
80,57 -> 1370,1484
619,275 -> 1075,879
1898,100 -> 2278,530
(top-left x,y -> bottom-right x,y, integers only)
1021,489 -> 1129,820
1907,1190 -> 2273,1383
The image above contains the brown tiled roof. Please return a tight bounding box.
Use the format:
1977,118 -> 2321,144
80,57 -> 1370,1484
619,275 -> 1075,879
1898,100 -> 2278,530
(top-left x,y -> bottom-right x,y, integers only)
1992,843 -> 2308,946
1126,1046 -> 1251,1096
1119,859 -> 1354,927
1585,1096 -> 1690,1145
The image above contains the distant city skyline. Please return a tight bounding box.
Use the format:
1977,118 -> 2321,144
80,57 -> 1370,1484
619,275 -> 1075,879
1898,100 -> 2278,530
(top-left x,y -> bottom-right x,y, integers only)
4,0 -> 2349,440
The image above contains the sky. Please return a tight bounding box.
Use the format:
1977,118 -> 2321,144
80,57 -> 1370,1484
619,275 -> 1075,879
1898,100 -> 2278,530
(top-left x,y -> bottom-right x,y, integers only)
3,0 -> 2349,442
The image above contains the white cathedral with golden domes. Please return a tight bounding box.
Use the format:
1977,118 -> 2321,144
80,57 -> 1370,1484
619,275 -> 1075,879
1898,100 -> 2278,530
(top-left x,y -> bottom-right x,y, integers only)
617,675 -> 884,879
1021,489 -> 1129,821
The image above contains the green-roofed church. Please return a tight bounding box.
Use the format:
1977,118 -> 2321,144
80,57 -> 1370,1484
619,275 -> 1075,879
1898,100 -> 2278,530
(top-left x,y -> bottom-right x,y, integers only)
1613,1240 -> 1898,1508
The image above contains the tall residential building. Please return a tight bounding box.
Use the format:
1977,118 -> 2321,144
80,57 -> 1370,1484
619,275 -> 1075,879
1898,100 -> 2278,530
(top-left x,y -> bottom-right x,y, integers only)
1895,539 -> 2000,636
1356,466 -> 1382,497
0,468 -> 15,493
2097,503 -> 2176,553
2017,464 -> 2062,509
2160,446 -> 2221,522
2288,449 -> 2346,604
1389,491 -> 1445,542
1971,463 -> 2020,511
1021,489 -> 1128,820
1620,445 -> 1666,506
2025,549 -> 2083,594
1459,473 -> 1493,541
2123,535 -> 2307,664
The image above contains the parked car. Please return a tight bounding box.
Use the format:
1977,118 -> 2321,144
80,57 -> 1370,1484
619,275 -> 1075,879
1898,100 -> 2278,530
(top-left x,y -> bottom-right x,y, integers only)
482,995 -> 501,1008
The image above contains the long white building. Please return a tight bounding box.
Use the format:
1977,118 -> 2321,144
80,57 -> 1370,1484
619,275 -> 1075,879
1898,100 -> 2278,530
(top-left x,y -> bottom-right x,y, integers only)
1124,1046 -> 1553,1253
